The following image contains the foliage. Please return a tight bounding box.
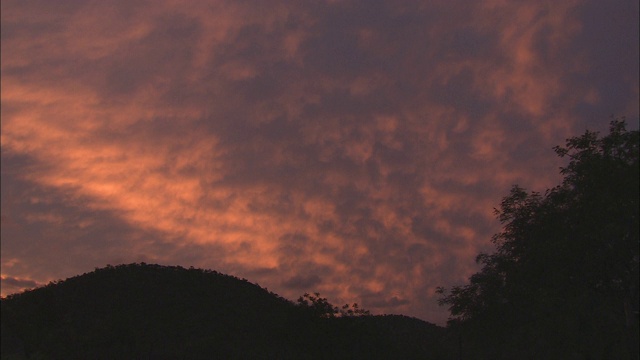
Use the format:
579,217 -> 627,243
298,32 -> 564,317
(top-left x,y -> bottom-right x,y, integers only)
296,292 -> 370,318
437,119 -> 639,359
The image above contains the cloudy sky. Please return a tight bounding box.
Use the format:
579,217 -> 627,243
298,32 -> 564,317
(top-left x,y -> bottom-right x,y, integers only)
1,0 -> 638,325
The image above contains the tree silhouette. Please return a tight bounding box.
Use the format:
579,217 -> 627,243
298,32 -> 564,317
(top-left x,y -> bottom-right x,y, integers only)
297,292 -> 340,318
296,292 -> 370,318
437,119 -> 639,359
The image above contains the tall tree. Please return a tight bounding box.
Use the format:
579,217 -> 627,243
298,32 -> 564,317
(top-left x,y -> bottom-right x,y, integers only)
438,119 -> 639,359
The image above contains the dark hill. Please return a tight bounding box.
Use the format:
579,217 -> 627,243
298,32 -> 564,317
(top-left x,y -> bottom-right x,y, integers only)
1,263 -> 451,359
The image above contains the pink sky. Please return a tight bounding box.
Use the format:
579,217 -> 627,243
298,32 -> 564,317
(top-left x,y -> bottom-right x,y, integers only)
1,0 -> 638,325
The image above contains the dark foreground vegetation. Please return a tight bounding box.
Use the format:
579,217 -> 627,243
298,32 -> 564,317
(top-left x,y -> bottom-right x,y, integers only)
438,119 -> 639,359
1,263 -> 450,359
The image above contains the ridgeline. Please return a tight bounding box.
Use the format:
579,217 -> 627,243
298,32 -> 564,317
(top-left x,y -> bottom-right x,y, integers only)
1,263 -> 450,359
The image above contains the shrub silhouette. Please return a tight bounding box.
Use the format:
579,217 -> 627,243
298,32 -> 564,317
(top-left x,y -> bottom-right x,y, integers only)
296,292 -> 370,318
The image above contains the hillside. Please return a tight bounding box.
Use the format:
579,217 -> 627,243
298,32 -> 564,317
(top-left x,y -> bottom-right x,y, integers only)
1,263 -> 451,359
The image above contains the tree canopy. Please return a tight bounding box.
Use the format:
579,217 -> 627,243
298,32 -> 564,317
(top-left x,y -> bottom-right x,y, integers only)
296,292 -> 370,318
437,119 -> 639,359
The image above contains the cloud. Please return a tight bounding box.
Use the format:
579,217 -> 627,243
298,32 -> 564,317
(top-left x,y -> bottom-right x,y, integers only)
1,276 -> 40,296
281,274 -> 323,290
1,0 -> 638,324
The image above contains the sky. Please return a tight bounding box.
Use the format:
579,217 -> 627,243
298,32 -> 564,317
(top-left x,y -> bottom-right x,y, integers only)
1,0 -> 638,325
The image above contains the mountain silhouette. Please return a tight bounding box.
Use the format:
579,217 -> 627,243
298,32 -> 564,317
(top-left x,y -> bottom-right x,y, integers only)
1,263 -> 450,359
